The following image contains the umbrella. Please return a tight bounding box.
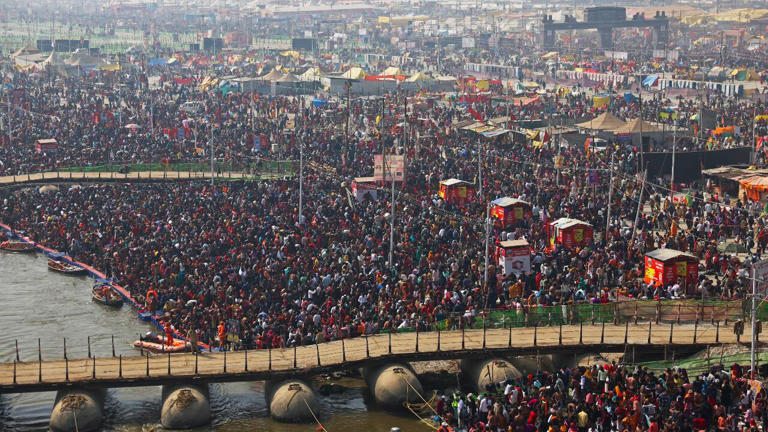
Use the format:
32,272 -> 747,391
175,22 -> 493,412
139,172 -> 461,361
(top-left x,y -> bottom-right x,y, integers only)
38,185 -> 59,193
124,124 -> 141,129
717,241 -> 749,254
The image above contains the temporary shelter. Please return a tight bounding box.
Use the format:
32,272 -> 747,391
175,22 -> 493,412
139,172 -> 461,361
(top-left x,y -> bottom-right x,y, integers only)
575,112 -> 626,131
259,68 -> 285,82
497,239 -> 531,276
548,218 -> 593,251
490,197 -> 532,228
612,118 -> 662,134
439,179 -> 472,204
644,248 -> 699,291
381,66 -> 403,76
341,67 -> 367,79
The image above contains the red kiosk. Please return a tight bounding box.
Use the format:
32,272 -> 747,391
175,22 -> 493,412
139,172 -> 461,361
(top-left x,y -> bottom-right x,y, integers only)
439,179 -> 472,204
35,138 -> 58,153
644,248 -> 699,291
491,197 -> 533,228
548,218 -> 594,251
497,239 -> 531,276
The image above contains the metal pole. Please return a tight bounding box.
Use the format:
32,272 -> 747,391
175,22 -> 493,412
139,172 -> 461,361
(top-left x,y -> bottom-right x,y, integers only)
388,149 -> 396,269
298,140 -> 303,225
88,336 -> 91,358
15,339 -> 19,362
671,121 -> 676,202
210,124 -> 214,186
606,151 -> 614,235
632,169 -> 647,240
752,265 -> 758,379
483,202 -> 490,297
111,335 -> 115,357
478,138 -> 483,197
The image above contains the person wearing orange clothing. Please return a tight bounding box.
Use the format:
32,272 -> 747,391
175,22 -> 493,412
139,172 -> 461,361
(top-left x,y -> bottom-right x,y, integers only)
217,322 -> 226,349
164,323 -> 173,346
146,286 -> 158,313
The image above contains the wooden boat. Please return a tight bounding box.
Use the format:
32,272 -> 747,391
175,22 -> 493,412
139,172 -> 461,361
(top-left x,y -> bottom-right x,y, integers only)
0,240 -> 36,253
133,333 -> 191,354
92,284 -> 124,307
48,259 -> 87,275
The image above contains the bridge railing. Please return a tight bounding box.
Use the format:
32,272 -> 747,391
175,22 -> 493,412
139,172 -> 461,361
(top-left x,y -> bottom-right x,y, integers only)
434,299 -> 748,331
54,159 -> 297,176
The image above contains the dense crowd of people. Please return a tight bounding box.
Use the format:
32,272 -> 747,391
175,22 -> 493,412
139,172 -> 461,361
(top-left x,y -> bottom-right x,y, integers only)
1,49 -> 767,352
434,362 -> 766,432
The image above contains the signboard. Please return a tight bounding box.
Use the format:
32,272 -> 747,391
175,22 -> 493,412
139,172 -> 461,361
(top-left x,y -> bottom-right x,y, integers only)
603,50 -> 628,60
499,244 -> 531,276
373,154 -> 406,182
587,169 -> 600,185
554,155 -> 564,168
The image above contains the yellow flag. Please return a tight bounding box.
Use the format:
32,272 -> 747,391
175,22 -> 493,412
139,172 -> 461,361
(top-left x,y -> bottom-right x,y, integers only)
375,115 -> 381,124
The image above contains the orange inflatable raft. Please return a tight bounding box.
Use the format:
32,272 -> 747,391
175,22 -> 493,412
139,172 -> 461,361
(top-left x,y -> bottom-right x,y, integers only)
133,333 -> 191,354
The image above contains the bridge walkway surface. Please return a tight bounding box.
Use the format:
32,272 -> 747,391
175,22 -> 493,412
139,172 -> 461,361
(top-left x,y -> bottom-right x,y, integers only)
0,323 -> 748,393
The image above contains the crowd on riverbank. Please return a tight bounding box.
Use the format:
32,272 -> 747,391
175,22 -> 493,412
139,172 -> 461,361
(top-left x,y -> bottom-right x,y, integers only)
2,52 -> 768,351
435,362 -> 766,432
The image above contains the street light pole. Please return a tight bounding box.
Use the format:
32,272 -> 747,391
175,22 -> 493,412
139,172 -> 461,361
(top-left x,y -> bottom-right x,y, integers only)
298,139 -> 303,225
606,151 -> 614,235
209,123 -> 214,186
751,265 -> 757,380
483,202 -> 490,291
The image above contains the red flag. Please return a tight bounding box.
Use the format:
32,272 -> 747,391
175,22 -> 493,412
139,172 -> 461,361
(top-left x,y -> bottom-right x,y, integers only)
468,106 -> 483,122
510,112 -> 516,121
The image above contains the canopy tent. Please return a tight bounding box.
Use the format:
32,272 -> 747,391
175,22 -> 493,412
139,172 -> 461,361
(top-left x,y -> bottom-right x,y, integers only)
276,72 -> 300,83
405,72 -> 434,82
341,67 -> 367,79
65,51 -> 108,68
12,46 -> 41,58
299,67 -> 324,81
41,51 -> 65,67
612,118 -> 662,134
381,66 -> 404,76
575,112 -> 627,131
259,68 -> 285,82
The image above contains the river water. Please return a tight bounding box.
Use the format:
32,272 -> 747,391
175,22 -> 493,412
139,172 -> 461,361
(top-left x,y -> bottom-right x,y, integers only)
0,252 -> 430,432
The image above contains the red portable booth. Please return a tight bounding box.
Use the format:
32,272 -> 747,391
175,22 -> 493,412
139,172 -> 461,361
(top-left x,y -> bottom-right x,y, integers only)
548,218 -> 594,251
491,197 -> 533,228
439,179 -> 472,204
497,239 -> 531,276
35,138 -> 58,153
352,177 -> 378,201
644,248 -> 699,291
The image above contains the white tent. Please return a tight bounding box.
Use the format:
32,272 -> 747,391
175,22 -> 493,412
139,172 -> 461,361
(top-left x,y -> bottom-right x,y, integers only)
341,67 -> 366,79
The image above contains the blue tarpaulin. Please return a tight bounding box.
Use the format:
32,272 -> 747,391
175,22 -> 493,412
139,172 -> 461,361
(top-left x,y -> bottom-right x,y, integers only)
642,75 -> 658,87
149,58 -> 167,66
623,93 -> 637,103
312,98 -> 328,107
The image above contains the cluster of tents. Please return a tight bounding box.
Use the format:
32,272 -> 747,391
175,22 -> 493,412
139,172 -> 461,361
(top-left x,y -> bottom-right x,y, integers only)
13,47 -> 118,73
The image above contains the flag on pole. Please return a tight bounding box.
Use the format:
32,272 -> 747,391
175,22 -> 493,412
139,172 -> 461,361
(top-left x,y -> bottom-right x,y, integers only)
468,106 -> 483,122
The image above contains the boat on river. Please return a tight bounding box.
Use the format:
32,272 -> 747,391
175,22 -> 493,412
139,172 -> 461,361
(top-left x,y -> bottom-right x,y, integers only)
133,332 -> 191,353
92,284 -> 124,307
0,241 -> 36,253
48,259 -> 87,275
